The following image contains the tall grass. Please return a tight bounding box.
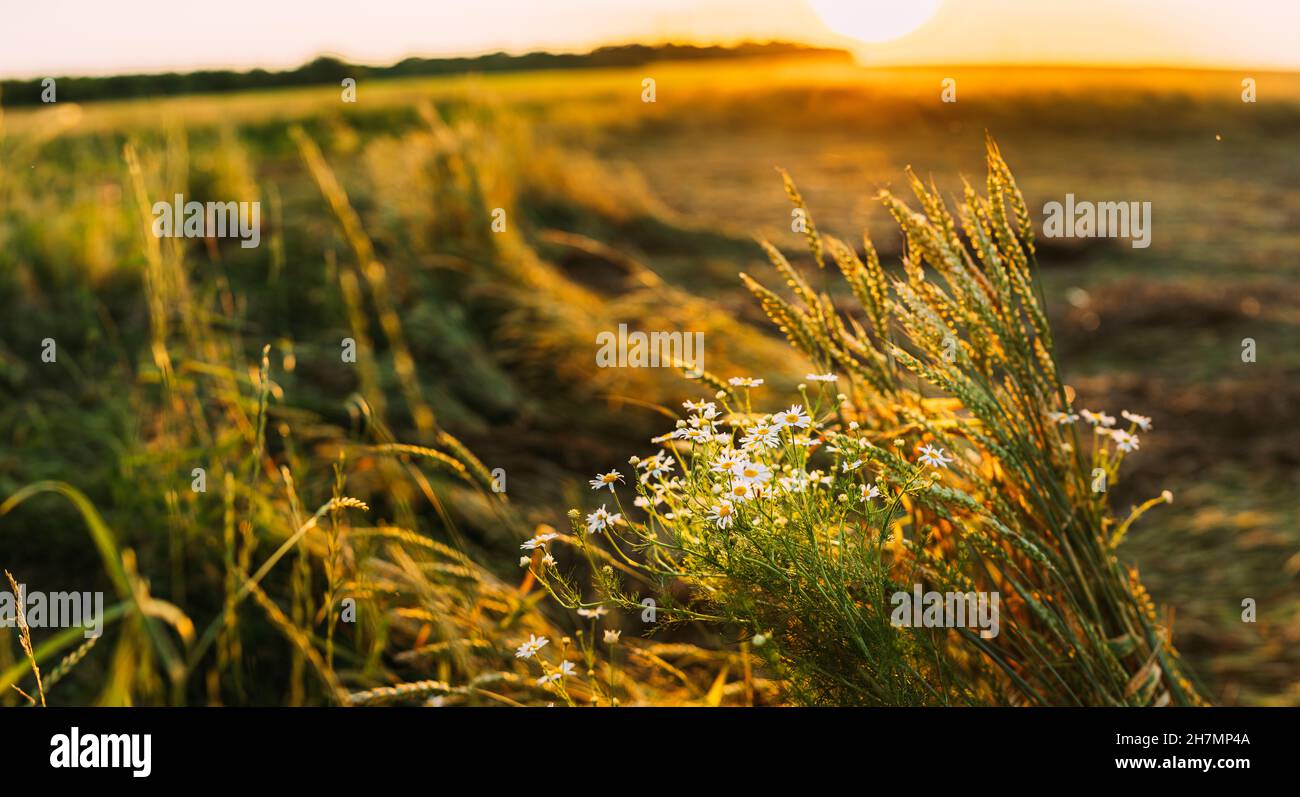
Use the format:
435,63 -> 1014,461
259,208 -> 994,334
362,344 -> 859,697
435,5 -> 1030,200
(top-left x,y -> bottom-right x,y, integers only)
1,102 -> 757,706
543,139 -> 1204,706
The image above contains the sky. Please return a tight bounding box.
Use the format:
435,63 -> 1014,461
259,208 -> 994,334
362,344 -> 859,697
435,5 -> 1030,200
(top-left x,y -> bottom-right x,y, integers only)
2,0 -> 1298,79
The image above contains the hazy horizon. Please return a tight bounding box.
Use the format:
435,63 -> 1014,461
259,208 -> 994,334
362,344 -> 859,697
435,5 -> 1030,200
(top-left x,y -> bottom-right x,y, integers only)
3,0 -> 1298,81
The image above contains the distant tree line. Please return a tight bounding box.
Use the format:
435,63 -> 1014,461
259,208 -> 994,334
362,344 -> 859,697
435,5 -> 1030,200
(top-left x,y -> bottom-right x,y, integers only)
1,42 -> 850,106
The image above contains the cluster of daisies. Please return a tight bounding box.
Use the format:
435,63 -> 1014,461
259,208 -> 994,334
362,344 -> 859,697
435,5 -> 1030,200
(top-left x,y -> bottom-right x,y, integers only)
518,528 -> 560,569
513,634 -> 576,686
581,376 -> 957,534
1047,407 -> 1151,454
514,617 -> 621,693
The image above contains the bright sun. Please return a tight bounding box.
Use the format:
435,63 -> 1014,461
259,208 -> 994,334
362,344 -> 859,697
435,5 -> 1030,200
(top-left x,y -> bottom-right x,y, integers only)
806,0 -> 943,44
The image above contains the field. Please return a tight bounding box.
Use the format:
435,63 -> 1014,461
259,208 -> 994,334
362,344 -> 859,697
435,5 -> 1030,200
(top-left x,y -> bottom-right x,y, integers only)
1,55 -> 1297,705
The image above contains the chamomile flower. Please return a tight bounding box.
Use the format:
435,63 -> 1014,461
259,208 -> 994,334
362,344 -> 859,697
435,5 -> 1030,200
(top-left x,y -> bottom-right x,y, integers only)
772,404 -> 811,430
577,605 -> 609,618
728,377 -> 764,388
860,484 -> 882,501
711,449 -> 747,477
1121,410 -> 1152,431
542,553 -> 556,567
917,444 -> 953,469
736,461 -> 773,487
585,505 -> 620,533
589,470 -> 624,491
708,501 -> 737,529
842,457 -> 867,473
724,481 -> 756,502
805,373 -> 838,382
673,426 -> 713,443
603,629 -> 621,644
1080,409 -> 1116,427
741,424 -> 780,451
519,556 -> 532,567
683,400 -> 718,416
1047,410 -> 1080,425
520,531 -> 558,550
1111,429 -> 1140,452
514,634 -> 549,659
638,452 -> 675,481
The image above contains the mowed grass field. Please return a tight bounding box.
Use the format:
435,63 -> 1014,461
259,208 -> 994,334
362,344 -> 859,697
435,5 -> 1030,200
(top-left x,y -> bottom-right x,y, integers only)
2,56 -> 1297,704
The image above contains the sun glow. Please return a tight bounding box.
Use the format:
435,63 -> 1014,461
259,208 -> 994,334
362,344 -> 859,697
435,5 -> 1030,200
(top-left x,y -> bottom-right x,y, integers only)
806,0 -> 943,44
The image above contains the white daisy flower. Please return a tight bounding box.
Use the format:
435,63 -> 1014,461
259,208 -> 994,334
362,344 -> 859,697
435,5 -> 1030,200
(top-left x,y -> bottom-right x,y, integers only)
520,531 -> 558,550
741,424 -> 780,451
1080,409 -> 1116,427
519,556 -> 532,567
1121,410 -> 1152,431
673,426 -> 713,443
772,404 -> 811,430
1047,411 -> 1079,425
736,460 -> 772,487
917,444 -> 953,469
724,481 -> 756,502
805,373 -> 838,382
515,634 -> 548,659
1111,429 -> 1140,452
727,377 -> 764,387
860,484 -> 882,501
638,452 -> 675,480
603,629 -> 621,644
682,400 -> 717,415
585,505 -> 620,533
708,501 -> 737,528
711,449 -> 747,477
557,660 -> 577,678
577,605 -> 609,618
589,470 -> 624,491
686,413 -> 717,430
541,553 -> 556,567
